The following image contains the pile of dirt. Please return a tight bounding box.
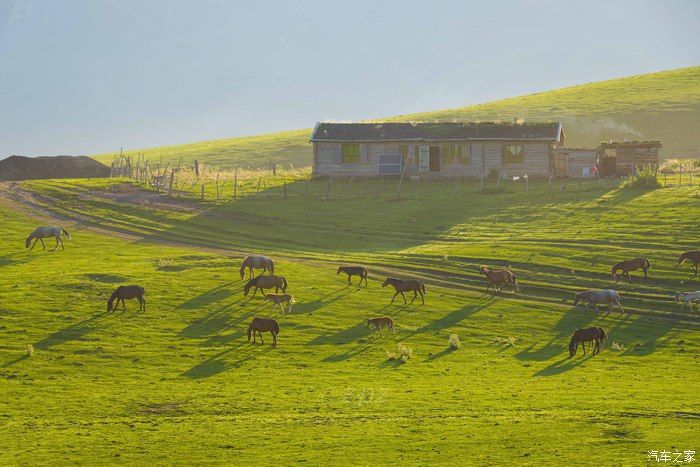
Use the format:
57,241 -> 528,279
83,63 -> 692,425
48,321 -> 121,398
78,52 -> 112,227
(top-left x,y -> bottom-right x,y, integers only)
0,155 -> 110,181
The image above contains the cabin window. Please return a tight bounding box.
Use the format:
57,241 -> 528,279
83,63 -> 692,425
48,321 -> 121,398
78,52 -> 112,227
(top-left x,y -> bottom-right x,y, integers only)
441,144 -> 469,165
502,145 -> 523,164
341,143 -> 360,163
400,145 -> 420,165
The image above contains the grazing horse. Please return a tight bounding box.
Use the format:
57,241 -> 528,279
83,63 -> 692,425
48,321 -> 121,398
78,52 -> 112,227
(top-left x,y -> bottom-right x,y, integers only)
611,257 -> 651,283
239,255 -> 275,279
678,250 -> 700,276
265,293 -> 295,313
480,266 -> 518,294
107,285 -> 146,312
367,317 -> 395,338
243,275 -> 288,299
382,277 -> 426,305
247,317 -> 279,347
25,226 -> 70,251
573,289 -> 624,315
675,291 -> 700,312
569,327 -> 607,357
337,266 -> 368,287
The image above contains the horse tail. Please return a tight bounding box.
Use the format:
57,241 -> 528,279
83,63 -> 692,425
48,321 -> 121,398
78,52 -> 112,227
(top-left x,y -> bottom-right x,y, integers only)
421,281 -> 426,295
511,273 -> 519,291
247,323 -> 253,341
60,228 -> 71,239
239,259 -> 247,279
645,258 -> 652,269
269,258 -> 275,275
281,277 -> 288,290
599,328 -> 608,340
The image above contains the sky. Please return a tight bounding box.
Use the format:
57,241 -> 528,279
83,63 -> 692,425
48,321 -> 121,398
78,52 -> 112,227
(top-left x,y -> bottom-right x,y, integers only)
0,0 -> 698,157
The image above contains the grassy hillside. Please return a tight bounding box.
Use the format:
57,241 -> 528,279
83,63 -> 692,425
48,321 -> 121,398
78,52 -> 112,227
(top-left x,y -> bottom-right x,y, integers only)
92,66 -> 700,169
0,177 -> 698,463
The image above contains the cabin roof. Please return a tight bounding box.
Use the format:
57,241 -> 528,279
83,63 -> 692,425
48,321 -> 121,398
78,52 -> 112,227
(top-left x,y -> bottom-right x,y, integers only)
310,121 -> 564,143
599,140 -> 662,149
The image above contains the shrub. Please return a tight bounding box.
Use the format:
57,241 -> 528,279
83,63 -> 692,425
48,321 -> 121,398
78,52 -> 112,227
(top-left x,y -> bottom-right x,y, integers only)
157,258 -> 175,269
386,343 -> 413,362
448,334 -> 461,350
620,164 -> 662,189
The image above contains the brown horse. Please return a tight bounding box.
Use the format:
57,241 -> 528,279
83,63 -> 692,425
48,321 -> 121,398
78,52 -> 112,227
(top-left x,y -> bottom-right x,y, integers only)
243,275 -> 288,298
107,285 -> 145,312
247,317 -> 279,347
367,317 -> 395,337
382,277 -> 426,305
480,266 -> 518,294
239,255 -> 275,279
569,327 -> 607,357
337,266 -> 368,287
265,293 -> 295,313
679,250 -> 700,275
611,257 -> 651,283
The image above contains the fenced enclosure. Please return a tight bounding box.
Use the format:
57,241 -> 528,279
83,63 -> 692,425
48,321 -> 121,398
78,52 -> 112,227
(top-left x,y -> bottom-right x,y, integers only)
109,153 -> 700,203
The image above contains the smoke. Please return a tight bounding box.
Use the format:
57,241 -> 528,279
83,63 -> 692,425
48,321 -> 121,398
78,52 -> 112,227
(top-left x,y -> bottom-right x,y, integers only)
565,116 -> 644,140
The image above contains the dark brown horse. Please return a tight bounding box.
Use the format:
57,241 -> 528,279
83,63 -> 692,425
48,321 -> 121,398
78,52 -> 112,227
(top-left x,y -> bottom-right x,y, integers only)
480,266 -> 518,294
611,257 -> 651,283
107,285 -> 145,312
569,327 -> 607,357
243,275 -> 288,298
337,266 -> 368,287
382,277 -> 426,305
247,317 -> 279,347
679,250 -> 700,275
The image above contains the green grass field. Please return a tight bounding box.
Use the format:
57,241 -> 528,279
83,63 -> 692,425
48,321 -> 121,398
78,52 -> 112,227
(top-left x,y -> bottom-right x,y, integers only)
92,66 -> 700,169
0,176 -> 698,464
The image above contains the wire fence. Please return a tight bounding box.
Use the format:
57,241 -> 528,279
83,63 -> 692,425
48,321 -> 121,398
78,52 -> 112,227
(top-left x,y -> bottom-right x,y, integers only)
109,153 -> 699,202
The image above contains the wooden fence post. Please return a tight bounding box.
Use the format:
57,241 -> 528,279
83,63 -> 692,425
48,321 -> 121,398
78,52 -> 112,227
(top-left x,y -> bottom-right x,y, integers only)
324,178 -> 332,200
305,179 -> 310,197
201,184 -> 205,200
233,172 -> 238,199
284,181 -> 287,199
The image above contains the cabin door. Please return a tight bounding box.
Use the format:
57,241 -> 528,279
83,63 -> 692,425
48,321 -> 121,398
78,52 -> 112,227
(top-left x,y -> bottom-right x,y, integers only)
553,154 -> 567,178
429,146 -> 441,172
600,156 -> 616,177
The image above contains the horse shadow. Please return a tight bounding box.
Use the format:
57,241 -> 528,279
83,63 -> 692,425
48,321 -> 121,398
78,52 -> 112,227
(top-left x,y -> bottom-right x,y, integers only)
605,313 -> 680,356
179,299 -> 267,340
515,307 -> 600,362
178,283 -> 234,310
292,286 -> 353,315
2,312 -> 112,367
534,352 -> 596,376
182,334 -> 274,379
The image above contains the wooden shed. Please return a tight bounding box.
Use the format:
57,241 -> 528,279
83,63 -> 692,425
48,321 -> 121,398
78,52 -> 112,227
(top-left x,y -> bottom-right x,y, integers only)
598,141 -> 662,177
310,121 -> 564,179
553,148 -> 599,178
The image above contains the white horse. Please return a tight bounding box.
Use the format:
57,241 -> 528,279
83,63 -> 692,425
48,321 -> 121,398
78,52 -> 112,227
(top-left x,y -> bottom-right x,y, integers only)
25,226 -> 71,251
675,291 -> 700,312
239,255 -> 275,279
573,289 -> 624,315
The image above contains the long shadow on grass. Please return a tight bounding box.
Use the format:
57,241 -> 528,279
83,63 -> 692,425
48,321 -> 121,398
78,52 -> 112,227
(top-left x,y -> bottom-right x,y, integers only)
291,286 -> 353,315
182,334 -> 274,378
178,282 -> 235,310
2,312 -> 112,367
534,352 -> 596,376
515,308 -> 599,362
605,313 -> 680,356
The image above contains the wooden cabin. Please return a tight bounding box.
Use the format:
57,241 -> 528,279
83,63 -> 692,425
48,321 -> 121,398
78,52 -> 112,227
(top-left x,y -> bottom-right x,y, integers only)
310,121 -> 565,178
598,141 -> 662,177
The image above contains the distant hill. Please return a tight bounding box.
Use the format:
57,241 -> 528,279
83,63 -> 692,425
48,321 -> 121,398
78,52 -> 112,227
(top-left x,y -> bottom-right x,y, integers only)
92,66 -> 700,169
0,155 -> 110,181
